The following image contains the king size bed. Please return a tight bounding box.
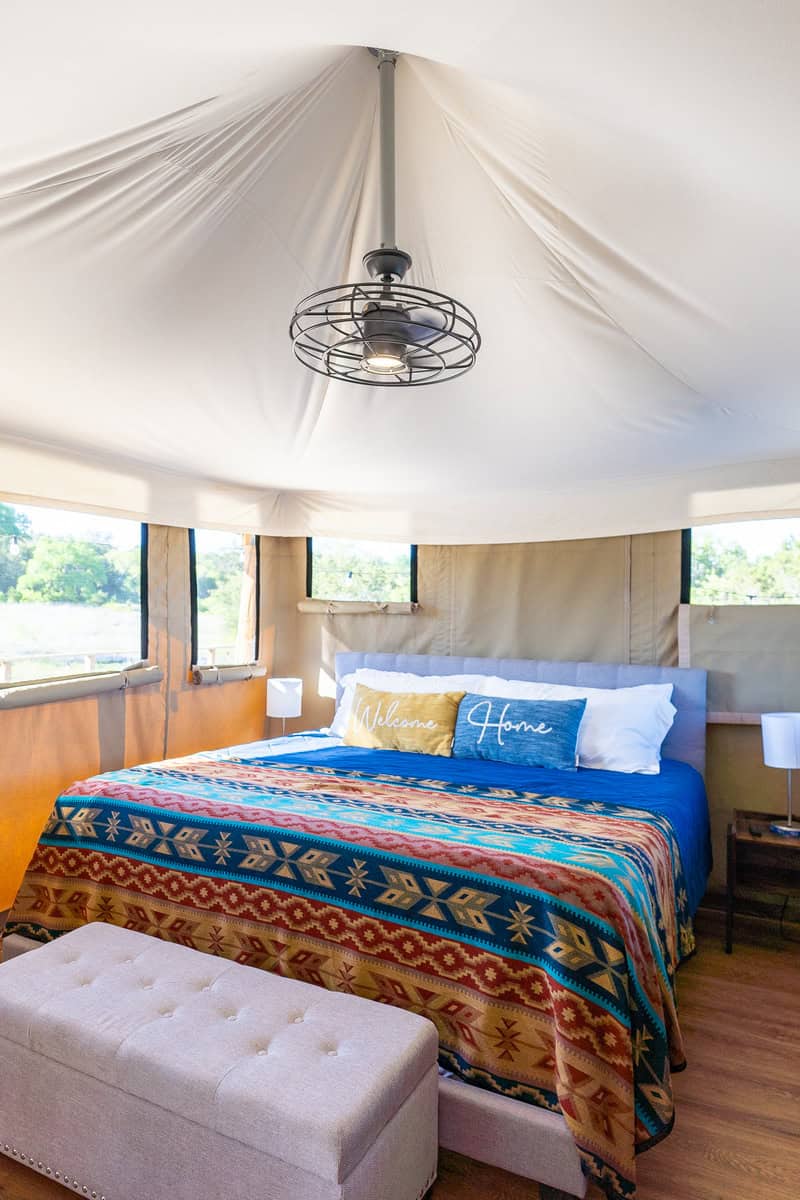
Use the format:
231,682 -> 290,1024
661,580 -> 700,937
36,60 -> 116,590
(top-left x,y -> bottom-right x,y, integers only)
8,653 -> 710,1200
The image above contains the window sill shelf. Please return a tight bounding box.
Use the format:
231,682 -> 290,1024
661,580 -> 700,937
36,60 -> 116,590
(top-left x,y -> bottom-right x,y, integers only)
0,663 -> 163,711
297,599 -> 420,616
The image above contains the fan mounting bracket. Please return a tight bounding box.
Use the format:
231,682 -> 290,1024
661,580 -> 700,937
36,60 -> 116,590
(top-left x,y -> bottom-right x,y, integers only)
362,247 -> 412,282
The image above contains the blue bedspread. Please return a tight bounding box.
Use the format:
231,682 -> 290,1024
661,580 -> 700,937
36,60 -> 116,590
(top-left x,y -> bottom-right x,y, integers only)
255,743 -> 712,916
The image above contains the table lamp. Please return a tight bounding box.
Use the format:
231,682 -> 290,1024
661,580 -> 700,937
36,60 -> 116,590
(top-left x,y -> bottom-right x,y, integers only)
761,712 -> 800,837
267,677 -> 303,737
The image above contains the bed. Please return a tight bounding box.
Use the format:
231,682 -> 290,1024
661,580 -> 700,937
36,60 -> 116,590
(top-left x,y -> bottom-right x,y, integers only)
8,653 -> 710,1200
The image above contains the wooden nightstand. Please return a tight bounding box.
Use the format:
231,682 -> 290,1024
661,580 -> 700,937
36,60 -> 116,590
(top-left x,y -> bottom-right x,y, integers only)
726,809 -> 800,952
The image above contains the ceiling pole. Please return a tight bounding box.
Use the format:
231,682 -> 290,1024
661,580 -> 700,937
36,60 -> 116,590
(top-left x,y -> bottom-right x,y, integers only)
289,47 -> 480,385
376,50 -> 398,250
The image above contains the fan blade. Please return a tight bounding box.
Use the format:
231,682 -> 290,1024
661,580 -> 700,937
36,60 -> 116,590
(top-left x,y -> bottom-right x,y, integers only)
405,307 -> 448,344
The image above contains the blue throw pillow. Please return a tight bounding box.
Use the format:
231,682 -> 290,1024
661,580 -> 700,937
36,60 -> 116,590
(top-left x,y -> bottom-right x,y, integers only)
453,694 -> 587,770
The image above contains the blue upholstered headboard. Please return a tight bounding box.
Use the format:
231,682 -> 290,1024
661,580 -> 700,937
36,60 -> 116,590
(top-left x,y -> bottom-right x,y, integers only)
335,652 -> 708,775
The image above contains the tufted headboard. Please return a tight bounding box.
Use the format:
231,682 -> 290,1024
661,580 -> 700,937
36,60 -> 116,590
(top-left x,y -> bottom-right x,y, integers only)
335,652 -> 708,775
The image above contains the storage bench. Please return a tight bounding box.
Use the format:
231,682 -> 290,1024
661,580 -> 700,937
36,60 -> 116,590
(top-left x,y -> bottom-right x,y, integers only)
0,923 -> 439,1200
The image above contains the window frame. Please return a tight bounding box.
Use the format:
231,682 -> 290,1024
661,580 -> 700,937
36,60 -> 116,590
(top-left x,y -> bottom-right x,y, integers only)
188,528 -> 261,672
305,536 -> 418,605
139,523 -> 149,660
680,528 -> 692,605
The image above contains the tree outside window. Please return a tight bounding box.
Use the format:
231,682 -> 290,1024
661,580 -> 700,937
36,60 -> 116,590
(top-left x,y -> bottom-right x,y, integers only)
192,529 -> 258,666
309,538 -> 413,602
0,501 -> 143,683
690,518 -> 800,604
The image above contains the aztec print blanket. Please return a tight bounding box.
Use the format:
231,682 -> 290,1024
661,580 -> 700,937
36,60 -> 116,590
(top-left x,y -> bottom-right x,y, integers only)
10,752 -> 697,1199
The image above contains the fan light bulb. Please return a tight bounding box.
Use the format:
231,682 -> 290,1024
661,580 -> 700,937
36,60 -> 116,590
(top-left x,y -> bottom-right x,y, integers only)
363,351 -> 407,375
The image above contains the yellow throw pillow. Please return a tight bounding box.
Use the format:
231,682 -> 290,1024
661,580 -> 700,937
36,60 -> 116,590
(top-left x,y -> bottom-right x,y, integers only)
344,684 -> 465,756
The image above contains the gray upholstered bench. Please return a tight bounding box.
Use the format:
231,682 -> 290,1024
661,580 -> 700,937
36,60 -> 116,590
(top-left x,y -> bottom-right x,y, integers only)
0,923 -> 439,1200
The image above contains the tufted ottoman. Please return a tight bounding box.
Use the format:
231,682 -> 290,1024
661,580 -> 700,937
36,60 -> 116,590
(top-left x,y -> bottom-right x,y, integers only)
0,923 -> 439,1200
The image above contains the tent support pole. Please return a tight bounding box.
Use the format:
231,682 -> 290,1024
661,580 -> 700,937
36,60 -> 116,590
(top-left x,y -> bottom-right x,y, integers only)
376,50 -> 398,249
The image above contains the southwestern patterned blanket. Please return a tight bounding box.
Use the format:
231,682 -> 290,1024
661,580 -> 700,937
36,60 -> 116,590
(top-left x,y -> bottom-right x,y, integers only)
10,748 -> 699,1199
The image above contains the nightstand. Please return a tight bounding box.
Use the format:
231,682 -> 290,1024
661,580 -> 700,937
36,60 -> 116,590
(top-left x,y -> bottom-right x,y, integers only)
726,809 -> 800,952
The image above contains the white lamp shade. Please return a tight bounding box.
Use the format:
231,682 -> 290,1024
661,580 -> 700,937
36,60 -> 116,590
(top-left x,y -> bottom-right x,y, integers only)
761,712 -> 800,769
267,677 -> 303,719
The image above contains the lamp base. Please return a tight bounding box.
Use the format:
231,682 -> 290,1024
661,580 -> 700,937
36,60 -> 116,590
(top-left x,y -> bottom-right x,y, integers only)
769,822 -> 800,837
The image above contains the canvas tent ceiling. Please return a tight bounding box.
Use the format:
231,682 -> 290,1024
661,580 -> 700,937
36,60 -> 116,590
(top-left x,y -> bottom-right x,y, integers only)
1,1 -> 799,542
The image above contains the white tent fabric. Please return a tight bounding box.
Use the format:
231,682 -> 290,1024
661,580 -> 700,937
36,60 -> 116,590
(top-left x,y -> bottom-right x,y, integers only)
1,1 -> 799,542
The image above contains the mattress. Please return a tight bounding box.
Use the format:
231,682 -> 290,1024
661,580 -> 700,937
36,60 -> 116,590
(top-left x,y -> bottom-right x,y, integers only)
9,733 -> 711,1200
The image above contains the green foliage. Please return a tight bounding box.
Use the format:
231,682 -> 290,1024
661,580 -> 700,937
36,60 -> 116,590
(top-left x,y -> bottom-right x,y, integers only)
7,536 -> 137,606
692,534 -> 800,604
0,502 -> 31,537
0,502 -> 33,599
312,545 -> 411,602
0,503 -> 142,608
197,547 -> 244,637
108,546 -> 142,605
0,541 -> 32,597
15,536 -> 120,605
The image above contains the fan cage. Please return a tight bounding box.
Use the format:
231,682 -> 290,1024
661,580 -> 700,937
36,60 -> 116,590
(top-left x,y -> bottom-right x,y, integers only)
289,280 -> 481,387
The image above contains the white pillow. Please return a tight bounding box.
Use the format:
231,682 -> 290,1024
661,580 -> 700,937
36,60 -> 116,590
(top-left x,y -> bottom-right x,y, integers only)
329,669 -> 496,738
469,675 -> 676,774
329,669 -> 675,772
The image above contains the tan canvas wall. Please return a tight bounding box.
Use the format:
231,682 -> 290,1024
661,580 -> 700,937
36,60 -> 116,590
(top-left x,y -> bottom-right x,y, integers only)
687,604 -> 800,713
629,533 -> 682,667
681,603 -> 800,889
0,525 -> 270,913
262,531 -> 680,729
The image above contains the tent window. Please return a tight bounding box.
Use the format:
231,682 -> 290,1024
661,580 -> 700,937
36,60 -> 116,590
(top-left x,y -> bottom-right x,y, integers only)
189,529 -> 260,667
306,538 -> 417,603
684,518 -> 800,605
0,500 -> 146,684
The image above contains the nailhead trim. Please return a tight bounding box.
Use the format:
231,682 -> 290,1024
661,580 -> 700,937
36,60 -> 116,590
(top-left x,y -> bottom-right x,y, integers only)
5,1134 -> 431,1200
6,1128 -> 431,1200
1,1142 -> 105,1199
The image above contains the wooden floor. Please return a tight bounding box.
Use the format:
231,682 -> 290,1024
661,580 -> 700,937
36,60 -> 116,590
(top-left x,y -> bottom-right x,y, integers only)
1,912 -> 798,1200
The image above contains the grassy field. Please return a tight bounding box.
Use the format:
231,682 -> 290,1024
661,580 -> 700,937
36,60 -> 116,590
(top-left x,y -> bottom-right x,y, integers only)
0,601 -> 238,680
0,601 -> 141,681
